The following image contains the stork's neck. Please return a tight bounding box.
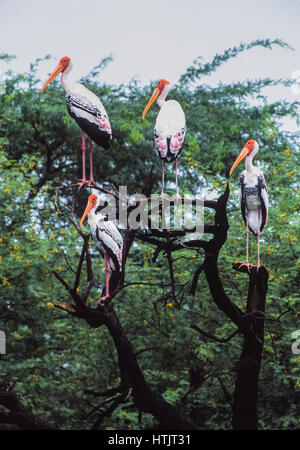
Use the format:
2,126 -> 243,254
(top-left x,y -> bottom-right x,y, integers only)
88,208 -> 104,227
60,62 -> 74,91
245,154 -> 254,172
245,142 -> 259,173
157,84 -> 171,108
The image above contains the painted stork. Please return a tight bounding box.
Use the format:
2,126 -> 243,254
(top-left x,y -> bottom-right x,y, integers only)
142,79 -> 186,196
229,139 -> 268,269
79,194 -> 123,301
41,56 -> 112,188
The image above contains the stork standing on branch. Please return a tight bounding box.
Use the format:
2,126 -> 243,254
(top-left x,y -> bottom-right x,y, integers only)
229,139 -> 268,270
41,56 -> 112,189
79,194 -> 123,301
142,79 -> 186,197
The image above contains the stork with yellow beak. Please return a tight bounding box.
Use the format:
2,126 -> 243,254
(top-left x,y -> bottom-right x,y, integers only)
142,79 -> 186,196
41,56 -> 112,188
229,139 -> 268,269
79,194 -> 123,302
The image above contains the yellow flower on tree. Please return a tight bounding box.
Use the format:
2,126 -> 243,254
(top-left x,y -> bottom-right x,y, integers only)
2,276 -> 9,286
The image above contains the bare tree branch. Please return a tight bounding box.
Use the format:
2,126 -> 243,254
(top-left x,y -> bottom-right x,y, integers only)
191,324 -> 238,343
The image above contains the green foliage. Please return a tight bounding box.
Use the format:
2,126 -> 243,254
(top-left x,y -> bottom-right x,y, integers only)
179,39 -> 293,85
0,41 -> 299,430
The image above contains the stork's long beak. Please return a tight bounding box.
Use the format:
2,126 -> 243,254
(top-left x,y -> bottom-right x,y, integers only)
41,62 -> 64,93
142,87 -> 160,120
229,146 -> 249,176
79,200 -> 94,227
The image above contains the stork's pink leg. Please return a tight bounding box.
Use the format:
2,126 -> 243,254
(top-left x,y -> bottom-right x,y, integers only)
88,139 -> 95,186
257,206 -> 261,270
246,212 -> 250,264
238,208 -> 251,272
100,254 -> 110,302
161,160 -> 165,198
78,131 -> 88,190
175,159 -> 179,198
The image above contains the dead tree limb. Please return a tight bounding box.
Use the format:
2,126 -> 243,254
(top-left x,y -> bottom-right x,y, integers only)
190,183 -> 268,429
53,167 -> 197,429
231,263 -> 268,429
191,324 -> 238,343
53,172 -> 269,431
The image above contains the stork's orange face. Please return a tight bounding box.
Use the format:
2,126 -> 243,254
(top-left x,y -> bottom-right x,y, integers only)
40,56 -> 71,93
142,79 -> 170,120
244,139 -> 256,154
59,56 -> 71,69
157,79 -> 170,89
229,139 -> 256,176
79,194 -> 97,226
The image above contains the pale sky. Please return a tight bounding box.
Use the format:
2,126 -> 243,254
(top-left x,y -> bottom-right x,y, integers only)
1,0 -> 300,130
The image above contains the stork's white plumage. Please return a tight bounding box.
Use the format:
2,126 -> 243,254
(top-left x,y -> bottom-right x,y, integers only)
80,194 -> 123,301
41,56 -> 112,188
142,79 -> 186,196
230,139 -> 268,269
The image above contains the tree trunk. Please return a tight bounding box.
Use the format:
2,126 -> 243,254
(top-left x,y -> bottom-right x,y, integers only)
232,265 -> 268,429
105,303 -> 198,429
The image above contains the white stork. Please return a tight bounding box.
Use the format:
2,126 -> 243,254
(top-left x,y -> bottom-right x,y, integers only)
41,56 -> 112,188
79,194 -> 123,301
229,139 -> 268,269
142,79 -> 186,196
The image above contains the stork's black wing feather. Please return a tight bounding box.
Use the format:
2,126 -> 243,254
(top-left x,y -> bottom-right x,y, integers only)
95,227 -> 122,272
66,92 -> 111,149
257,174 -> 268,233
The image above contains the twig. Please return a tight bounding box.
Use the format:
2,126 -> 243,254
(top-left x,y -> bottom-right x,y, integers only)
74,237 -> 89,292
217,375 -> 233,407
191,324 -> 238,343
135,347 -> 161,357
190,263 -> 205,296
61,249 -> 77,275
85,394 -> 121,419
166,234 -> 177,305
91,396 -> 126,430
84,387 -> 121,397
